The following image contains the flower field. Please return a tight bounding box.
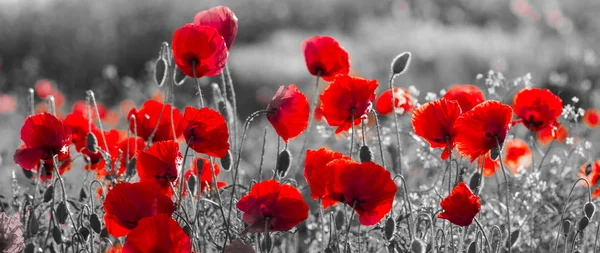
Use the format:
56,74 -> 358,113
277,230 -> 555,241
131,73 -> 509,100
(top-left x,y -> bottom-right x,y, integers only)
1,1 -> 600,253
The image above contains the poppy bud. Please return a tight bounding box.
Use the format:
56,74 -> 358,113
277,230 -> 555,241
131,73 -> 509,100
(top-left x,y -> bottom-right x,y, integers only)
86,132 -> 98,153
467,241 -> 476,253
325,247 -> 334,253
359,145 -> 373,162
221,151 -> 232,171
173,67 -> 186,86
335,210 -> 345,231
52,226 -> 62,244
562,219 -> 571,235
100,227 -> 109,238
90,214 -> 102,234
28,215 -> 39,235
188,174 -> 197,195
469,172 -> 483,194
505,229 -> 520,249
585,202 -> 596,219
261,234 -> 272,253
43,186 -> 54,203
384,216 -> 395,241
391,52 -> 412,76
196,158 -> 205,175
410,238 -> 425,253
183,225 -> 193,238
490,147 -> 500,161
126,157 -> 137,177
79,188 -> 87,201
578,216 -> 589,231
56,201 -> 69,225
22,167 -> 33,179
24,243 -> 35,253
276,149 -> 292,178
79,227 -> 90,241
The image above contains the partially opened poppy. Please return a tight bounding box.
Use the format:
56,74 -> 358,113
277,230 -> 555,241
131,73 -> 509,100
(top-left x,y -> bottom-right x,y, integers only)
442,84 -> 485,112
128,100 -> 183,143
454,100 -> 513,162
184,156 -> 227,196
324,160 -> 397,226
302,36 -> 350,81
181,106 -> 229,158
503,138 -> 532,173
104,181 -> 175,237
375,88 -> 415,115
193,6 -> 238,49
537,124 -> 568,145
236,180 -> 309,232
172,24 -> 228,78
580,161 -> 600,186
583,108 -> 599,128
304,148 -> 351,206
266,84 -> 310,143
513,88 -> 562,131
438,182 -> 481,226
136,140 -> 183,196
14,113 -> 72,175
320,74 -> 378,133
411,98 -> 462,160
122,214 -> 192,253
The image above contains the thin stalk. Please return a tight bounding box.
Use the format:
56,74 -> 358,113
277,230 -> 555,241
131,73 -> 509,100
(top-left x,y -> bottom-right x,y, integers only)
344,201 -> 358,253
371,110 -> 386,169
225,110 -> 268,244
594,221 -> 600,253
192,61 -> 205,108
553,177 -> 592,253
265,217 -> 271,253
395,175 -> 414,241
208,156 -> 231,240
319,198 -> 326,252
388,76 -> 403,176
570,230 -> 580,253
28,88 -> 35,115
147,98 -> 167,147
473,218 -> 493,252
495,137 -> 511,253
349,111 -> 355,159
86,91 -> 109,152
293,73 -> 321,178
177,137 -> 193,209
258,127 -> 268,181
537,139 -> 556,171
225,64 -> 238,154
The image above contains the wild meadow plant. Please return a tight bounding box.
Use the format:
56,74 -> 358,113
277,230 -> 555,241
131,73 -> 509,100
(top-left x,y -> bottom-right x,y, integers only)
2,4 -> 600,253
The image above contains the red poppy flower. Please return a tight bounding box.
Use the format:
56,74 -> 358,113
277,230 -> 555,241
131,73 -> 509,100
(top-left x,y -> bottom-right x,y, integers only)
128,100 -> 183,143
411,98 -> 462,160
537,124 -> 568,145
266,84 -> 310,143
304,148 -> 351,205
479,152 -> 499,177
183,156 -> 227,196
438,182 -> 481,226
81,129 -> 120,173
172,24 -> 227,78
320,74 -> 378,133
302,36 -> 350,81
375,88 -> 415,115
580,161 -> 600,186
193,6 -> 238,49
583,108 -> 599,128
104,181 -> 175,238
72,100 -> 108,121
324,160 -> 397,226
504,138 -> 532,173
236,180 -> 309,232
454,101 -> 513,162
513,88 -> 562,131
0,94 -> 17,114
442,84 -> 485,112
14,113 -> 72,173
122,214 -> 192,253
314,101 -> 324,123
112,137 -> 145,175
136,140 -> 183,196
181,106 -> 229,158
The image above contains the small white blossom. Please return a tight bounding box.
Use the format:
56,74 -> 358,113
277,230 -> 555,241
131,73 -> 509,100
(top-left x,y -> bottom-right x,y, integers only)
585,141 -> 592,150
572,96 -> 579,103
566,137 -> 574,145
408,85 -> 420,96
550,154 -> 561,165
425,92 -> 438,102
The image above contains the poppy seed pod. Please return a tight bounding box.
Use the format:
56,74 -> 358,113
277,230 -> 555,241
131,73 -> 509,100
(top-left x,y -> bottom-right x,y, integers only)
359,145 -> 373,162
86,132 -> 98,153
410,238 -> 425,253
562,219 -> 571,235
276,149 -> 292,178
384,216 -> 395,241
391,52 -> 411,76
585,202 -> 596,219
221,151 -> 232,171
578,216 -> 589,231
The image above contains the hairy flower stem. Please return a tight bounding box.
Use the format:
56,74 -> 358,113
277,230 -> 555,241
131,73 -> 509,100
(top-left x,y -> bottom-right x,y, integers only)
495,137 -> 512,253
537,139 -> 556,171
344,201 -> 358,253
319,199 -> 326,252
570,231 -> 580,253
86,91 -> 109,152
225,110 -> 268,244
28,88 -> 35,115
388,75 -> 403,176
371,110 -> 386,168
208,156 -> 231,242
264,217 -> 271,253
258,128 -> 267,181
528,129 -> 536,170
177,137 -> 193,210
225,64 -> 238,153
553,177 -> 592,253
192,61 -> 205,108
395,175 -> 414,241
294,73 -> 321,177
473,218 -> 493,252
349,110 -> 355,159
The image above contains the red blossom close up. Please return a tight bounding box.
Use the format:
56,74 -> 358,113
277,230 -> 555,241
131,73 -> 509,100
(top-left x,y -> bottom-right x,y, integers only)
438,182 -> 481,226
266,84 -> 310,143
411,98 -> 462,160
172,24 -> 228,78
302,36 -> 350,81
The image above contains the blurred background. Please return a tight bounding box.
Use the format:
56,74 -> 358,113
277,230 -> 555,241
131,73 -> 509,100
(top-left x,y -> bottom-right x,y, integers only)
1,0 -> 600,193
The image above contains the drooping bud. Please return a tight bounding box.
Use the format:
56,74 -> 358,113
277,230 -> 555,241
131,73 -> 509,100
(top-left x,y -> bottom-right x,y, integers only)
578,216 -> 589,231
562,219 -> 571,235
359,145 -> 373,162
469,172 -> 483,194
221,151 -> 232,171
391,52 -> 412,76
79,227 -> 90,241
276,149 -> 291,178
173,67 -> 186,86
384,216 -> 396,241
86,132 -> 98,153
43,186 -> 54,203
410,238 -> 425,253
52,226 -> 63,244
90,214 -> 102,234
188,174 -> 197,195
56,201 -> 69,225
154,42 -> 169,87
585,202 -> 596,219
